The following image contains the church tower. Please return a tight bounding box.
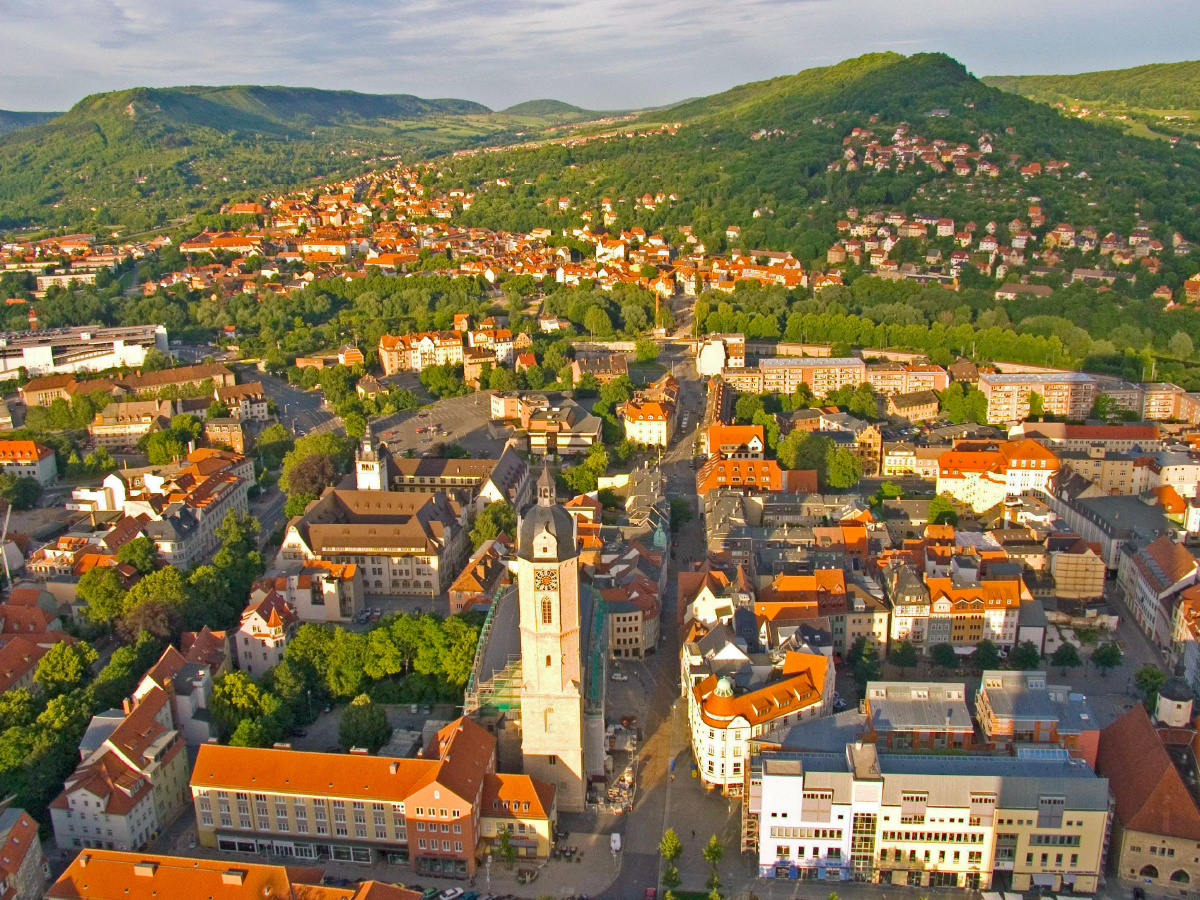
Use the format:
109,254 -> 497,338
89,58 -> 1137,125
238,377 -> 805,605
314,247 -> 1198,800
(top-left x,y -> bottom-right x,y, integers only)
355,436 -> 387,491
516,467 -> 586,811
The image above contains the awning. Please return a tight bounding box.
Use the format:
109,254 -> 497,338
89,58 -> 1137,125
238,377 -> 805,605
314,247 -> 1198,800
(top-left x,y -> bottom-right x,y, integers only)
1033,874 -> 1058,888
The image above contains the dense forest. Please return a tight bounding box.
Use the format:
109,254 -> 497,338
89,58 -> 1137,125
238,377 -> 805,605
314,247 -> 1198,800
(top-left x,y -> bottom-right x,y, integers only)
985,59 -> 1200,110
0,85 -> 600,234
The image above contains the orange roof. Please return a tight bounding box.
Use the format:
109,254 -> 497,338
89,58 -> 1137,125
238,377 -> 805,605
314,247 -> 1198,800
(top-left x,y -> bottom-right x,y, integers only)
1097,704 -> 1200,841
1152,484 -> 1187,515
693,653 -> 826,728
758,570 -> 846,608
925,576 -> 1022,609
707,423 -> 764,450
46,849 -> 418,900
0,440 -> 51,462
697,458 -> 795,494
482,773 -> 556,819
193,715 -> 494,807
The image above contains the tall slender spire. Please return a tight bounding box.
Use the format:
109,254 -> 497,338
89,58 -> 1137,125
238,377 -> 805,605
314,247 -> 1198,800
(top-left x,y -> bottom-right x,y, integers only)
537,465 -> 556,507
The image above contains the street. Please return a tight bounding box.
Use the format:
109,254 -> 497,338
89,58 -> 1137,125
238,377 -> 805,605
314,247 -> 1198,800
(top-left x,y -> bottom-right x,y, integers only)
250,370 -> 344,437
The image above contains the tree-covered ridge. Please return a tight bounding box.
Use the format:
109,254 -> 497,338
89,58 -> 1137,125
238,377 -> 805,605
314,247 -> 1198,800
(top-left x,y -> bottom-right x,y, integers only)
0,109 -> 60,136
447,53 -> 1200,264
59,85 -> 491,136
0,84 -> 595,233
985,59 -> 1200,110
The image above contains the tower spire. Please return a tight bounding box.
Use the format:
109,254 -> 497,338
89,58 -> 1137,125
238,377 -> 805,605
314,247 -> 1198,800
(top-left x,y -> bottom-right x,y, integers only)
537,465 -> 556,507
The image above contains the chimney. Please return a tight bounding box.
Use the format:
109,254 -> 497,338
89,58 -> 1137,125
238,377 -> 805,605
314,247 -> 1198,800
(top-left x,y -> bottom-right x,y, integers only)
133,861 -> 159,877
350,747 -> 370,755
390,761 -> 400,774
221,869 -> 247,886
122,697 -> 134,715
79,854 -> 90,868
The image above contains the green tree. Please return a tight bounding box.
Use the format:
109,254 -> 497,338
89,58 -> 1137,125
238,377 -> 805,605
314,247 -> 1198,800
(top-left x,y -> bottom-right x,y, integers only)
116,536 -> 158,574
1168,331 -> 1194,360
0,475 -> 40,510
635,338 -> 660,362
144,431 -> 186,465
583,306 -> 612,337
931,642 -> 959,672
825,446 -> 863,489
497,827 -> 517,864
1010,640 -> 1042,670
1092,642 -> 1123,675
207,400 -> 231,419
1027,391 -> 1044,419
660,827 -> 683,862
257,423 -> 295,469
33,641 -> 98,696
77,566 -> 128,625
702,834 -> 724,869
972,639 -> 1001,671
338,693 -> 392,752
1051,642 -> 1082,674
928,494 -> 959,526
670,497 -> 693,532
1135,664 -> 1168,697
325,629 -> 368,699
662,866 -> 681,892
889,641 -> 918,672
470,501 -> 516,549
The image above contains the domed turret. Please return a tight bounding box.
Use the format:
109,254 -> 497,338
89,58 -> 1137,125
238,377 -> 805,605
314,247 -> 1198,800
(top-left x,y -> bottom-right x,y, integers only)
1155,676 -> 1194,727
714,676 -> 735,698
517,466 -> 577,562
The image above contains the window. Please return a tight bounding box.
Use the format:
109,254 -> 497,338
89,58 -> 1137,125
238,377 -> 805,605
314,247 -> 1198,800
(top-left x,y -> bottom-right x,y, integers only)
541,599 -> 553,624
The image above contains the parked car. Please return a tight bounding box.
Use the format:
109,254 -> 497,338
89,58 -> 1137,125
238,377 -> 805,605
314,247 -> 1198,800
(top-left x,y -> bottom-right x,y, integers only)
611,671 -> 629,682
439,890 -> 464,900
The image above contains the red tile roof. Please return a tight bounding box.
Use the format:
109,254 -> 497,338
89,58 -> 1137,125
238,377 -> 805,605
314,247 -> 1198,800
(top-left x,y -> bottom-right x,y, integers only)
1097,704 -> 1200,840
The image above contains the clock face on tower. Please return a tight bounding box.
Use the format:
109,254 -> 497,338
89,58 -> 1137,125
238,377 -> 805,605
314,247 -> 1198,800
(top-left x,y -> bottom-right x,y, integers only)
534,568 -> 559,592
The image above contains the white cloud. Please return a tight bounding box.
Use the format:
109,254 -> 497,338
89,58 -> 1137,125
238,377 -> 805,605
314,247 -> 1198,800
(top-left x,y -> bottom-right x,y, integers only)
0,0 -> 1196,111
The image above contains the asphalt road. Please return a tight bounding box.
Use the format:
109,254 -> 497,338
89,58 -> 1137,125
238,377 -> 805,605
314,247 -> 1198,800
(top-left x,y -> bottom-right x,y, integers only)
596,359 -> 710,900
252,370 -> 344,437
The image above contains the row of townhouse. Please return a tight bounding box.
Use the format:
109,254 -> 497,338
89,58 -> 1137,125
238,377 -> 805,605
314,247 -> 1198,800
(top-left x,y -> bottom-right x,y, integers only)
378,325 -> 532,376
190,717 -> 556,877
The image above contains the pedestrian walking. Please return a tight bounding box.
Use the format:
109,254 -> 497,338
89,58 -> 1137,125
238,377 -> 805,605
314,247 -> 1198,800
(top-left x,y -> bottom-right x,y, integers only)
692,829 -> 696,839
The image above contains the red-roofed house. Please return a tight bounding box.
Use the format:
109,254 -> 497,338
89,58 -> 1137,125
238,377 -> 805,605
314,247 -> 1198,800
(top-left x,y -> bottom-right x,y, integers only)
235,592 -> 298,678
1118,535 -> 1199,649
1097,704 -> 1200,891
0,440 -> 57,486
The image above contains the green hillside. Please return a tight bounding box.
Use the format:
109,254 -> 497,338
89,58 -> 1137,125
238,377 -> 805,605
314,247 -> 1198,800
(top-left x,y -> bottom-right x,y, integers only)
984,60 -> 1200,109
502,99 -> 588,117
656,52 -> 976,124
448,51 -> 1200,258
0,109 -> 61,136
0,85 -> 515,233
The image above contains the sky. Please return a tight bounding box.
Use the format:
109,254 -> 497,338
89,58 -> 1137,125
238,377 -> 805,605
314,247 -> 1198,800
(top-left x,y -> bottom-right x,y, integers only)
2,0 -> 1199,112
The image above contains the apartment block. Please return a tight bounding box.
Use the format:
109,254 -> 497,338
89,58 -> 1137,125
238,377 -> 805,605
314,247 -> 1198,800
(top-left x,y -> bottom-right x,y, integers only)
190,717 -> 555,877
752,741 -> 1108,891
722,357 -> 867,398
977,372 -> 1097,423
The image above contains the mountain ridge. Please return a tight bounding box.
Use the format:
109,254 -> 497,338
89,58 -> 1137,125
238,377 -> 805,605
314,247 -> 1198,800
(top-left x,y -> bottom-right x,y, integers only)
0,109 -> 61,136
984,59 -> 1200,109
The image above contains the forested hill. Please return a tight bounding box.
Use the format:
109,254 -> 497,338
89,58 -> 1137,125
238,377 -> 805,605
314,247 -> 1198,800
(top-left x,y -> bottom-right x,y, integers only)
0,109 -> 60,136
984,59 -> 1200,109
59,85 -> 491,136
657,52 -> 980,124
502,99 -> 588,116
0,85 -> 504,234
